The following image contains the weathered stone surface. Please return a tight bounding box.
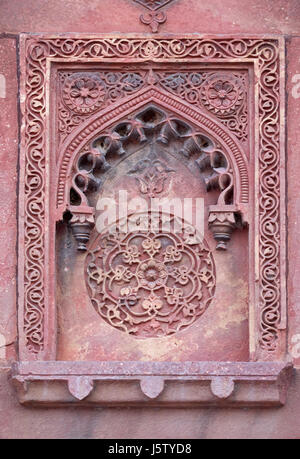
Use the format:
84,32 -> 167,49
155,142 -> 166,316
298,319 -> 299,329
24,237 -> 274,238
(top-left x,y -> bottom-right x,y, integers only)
0,367 -> 300,438
0,0 -> 299,35
0,0 -> 300,440
287,37 -> 300,369
0,38 -> 18,362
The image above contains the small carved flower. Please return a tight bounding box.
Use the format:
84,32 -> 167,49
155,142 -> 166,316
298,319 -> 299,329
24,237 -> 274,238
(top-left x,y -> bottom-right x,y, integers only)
165,287 -> 183,305
138,259 -> 167,289
142,41 -> 160,58
63,74 -> 105,114
119,287 -> 139,308
201,74 -> 244,115
208,80 -> 236,108
199,268 -> 211,284
120,287 -> 132,296
142,293 -> 163,314
72,79 -> 97,103
142,238 -> 161,257
183,303 -> 198,318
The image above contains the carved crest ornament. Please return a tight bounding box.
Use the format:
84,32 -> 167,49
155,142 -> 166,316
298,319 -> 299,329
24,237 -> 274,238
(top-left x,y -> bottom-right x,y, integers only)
132,0 -> 177,32
12,33 -> 292,407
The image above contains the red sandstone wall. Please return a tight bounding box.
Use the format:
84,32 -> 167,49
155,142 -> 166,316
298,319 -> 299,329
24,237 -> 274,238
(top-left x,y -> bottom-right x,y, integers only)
0,0 -> 300,439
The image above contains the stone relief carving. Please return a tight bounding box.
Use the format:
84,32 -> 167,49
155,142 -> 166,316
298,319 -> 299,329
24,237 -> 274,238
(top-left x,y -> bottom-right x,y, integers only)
58,70 -> 248,146
128,152 -> 175,198
20,35 -> 284,361
62,73 -> 106,114
86,215 -> 216,337
66,105 -> 239,254
132,0 -> 176,32
13,33 -> 292,408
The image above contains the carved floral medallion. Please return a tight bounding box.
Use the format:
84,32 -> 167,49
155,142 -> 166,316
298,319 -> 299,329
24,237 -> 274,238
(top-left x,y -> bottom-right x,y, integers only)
86,215 -> 216,337
200,74 -> 244,116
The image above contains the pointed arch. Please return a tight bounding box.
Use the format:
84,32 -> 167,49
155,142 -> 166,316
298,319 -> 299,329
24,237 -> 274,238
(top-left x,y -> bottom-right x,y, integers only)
56,86 -> 249,214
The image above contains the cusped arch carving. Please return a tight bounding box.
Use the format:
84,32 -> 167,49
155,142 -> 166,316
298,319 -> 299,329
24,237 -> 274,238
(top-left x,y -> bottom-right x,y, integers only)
55,87 -> 249,215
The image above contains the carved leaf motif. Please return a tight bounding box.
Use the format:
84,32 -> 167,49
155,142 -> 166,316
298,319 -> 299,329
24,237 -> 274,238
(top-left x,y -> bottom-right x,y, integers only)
136,176 -> 150,195
129,154 -> 174,198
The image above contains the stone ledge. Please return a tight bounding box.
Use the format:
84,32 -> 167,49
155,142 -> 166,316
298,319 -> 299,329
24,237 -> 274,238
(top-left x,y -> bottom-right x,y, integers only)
10,361 -> 293,407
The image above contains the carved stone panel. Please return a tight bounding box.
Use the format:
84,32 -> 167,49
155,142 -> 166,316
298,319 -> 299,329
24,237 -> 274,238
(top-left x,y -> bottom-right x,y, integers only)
13,34 -> 291,407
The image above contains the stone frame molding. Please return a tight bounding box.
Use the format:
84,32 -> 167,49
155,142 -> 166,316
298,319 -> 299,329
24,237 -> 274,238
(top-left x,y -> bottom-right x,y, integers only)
12,33 -> 291,406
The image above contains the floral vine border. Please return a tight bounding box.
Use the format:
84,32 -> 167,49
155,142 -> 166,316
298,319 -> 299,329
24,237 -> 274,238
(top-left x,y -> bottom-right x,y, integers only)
20,35 -> 285,358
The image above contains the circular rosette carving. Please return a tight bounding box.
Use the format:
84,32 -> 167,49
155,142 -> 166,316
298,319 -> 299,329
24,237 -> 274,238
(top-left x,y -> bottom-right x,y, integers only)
63,73 -> 105,114
85,215 -> 216,338
200,73 -> 244,116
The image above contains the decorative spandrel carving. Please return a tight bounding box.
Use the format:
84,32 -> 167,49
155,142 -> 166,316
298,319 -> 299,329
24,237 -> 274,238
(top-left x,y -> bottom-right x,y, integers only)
159,71 -> 248,142
200,73 -> 248,143
86,214 -> 216,337
58,71 -> 146,144
58,69 -> 248,147
201,74 -> 244,115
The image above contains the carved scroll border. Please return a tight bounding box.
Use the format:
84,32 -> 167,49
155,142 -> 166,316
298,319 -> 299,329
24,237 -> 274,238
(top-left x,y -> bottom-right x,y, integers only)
19,35 -> 286,359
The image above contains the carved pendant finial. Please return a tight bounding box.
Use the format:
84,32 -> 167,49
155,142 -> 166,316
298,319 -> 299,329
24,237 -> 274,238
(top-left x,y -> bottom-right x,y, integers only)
69,206 -> 95,251
208,207 -> 238,250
